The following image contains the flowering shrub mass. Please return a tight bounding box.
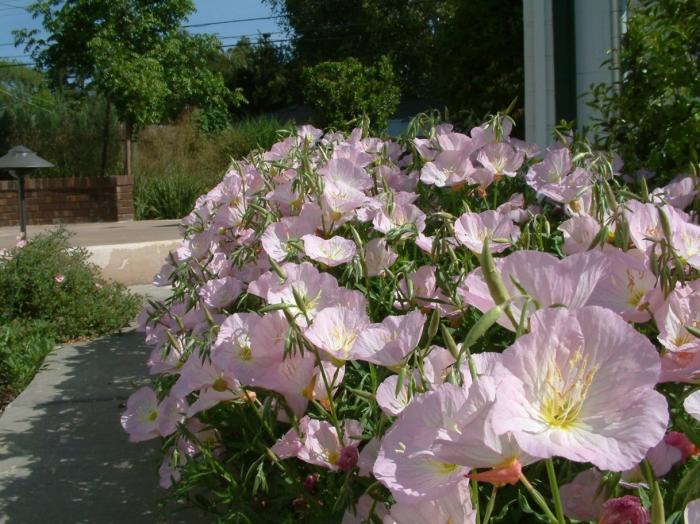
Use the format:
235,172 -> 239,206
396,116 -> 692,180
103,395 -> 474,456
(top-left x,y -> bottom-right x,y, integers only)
124,115 -> 700,523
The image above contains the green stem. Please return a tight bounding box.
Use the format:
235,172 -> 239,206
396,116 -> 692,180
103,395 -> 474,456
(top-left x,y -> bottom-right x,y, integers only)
545,459 -> 565,524
519,473 -> 559,524
482,485 -> 499,524
471,479 -> 481,524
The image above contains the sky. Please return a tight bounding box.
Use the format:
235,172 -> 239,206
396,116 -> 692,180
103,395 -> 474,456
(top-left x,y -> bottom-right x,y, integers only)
0,0 -> 285,65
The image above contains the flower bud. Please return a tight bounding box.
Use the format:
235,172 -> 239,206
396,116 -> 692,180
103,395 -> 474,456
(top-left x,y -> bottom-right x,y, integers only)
303,473 -> 319,492
665,431 -> 698,462
337,445 -> 359,472
599,496 -> 649,524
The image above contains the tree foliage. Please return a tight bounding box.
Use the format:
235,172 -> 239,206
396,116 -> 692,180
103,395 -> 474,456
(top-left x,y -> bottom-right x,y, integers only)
15,0 -> 241,131
265,0 -> 524,127
302,56 -> 400,132
590,0 -> 700,180
211,35 -> 292,116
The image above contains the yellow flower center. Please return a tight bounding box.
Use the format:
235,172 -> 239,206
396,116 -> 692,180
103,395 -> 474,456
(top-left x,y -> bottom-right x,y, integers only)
147,410 -> 158,422
238,345 -> 252,361
212,377 -> 229,392
539,350 -> 598,429
327,450 -> 340,465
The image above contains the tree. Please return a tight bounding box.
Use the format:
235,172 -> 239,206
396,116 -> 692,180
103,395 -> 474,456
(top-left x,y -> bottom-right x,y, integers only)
211,35 -> 292,116
302,56 -> 400,132
590,0 -> 700,181
265,0 -> 450,100
264,0 -> 524,129
16,0 -> 242,176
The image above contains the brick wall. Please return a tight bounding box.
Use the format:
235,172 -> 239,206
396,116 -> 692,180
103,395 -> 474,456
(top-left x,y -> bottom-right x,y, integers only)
0,175 -> 134,227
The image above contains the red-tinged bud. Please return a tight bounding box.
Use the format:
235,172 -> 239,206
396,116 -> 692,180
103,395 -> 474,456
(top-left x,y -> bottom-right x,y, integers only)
303,473 -> 319,492
467,458 -> 522,486
665,431 -> 698,461
337,445 -> 359,472
599,496 -> 648,524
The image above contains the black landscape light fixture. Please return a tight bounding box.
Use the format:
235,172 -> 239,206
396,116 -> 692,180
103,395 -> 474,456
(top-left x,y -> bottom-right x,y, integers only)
0,146 -> 54,239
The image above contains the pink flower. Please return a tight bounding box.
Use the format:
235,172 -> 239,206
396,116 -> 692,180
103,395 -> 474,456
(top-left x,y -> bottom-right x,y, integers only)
253,262 -> 343,326
588,248 -> 662,322
655,283 -> 700,352
420,150 -> 473,187
197,276 -> 243,309
373,384 -> 470,503
261,212 -> 320,262
685,499 -> 700,524
625,200 -> 688,251
352,310 -> 425,367
375,375 -> 411,416
304,306 -> 370,363
673,220 -> 700,270
212,312 -> 287,387
171,350 -> 242,416
372,192 -> 426,236
454,210 -> 520,254
357,437 -> 381,477
319,157 -> 373,191
651,174 -> 697,210
383,479 -> 476,524
538,167 -> 593,205
557,215 -> 602,255
271,416 -> 308,459
341,494 -> 389,524
54,273 -> 65,284
491,307 -> 668,471
659,350 -> 700,384
257,352 -> 317,416
526,146 -> 572,189
159,448 -> 185,489
302,234 -> 356,266
430,377 -> 535,481
278,417 -> 362,471
458,250 -> 608,331
560,468 -> 609,521
685,390 -> 700,422
476,142 -> 524,177
321,180 -> 367,227
121,387 -> 185,442
363,238 -> 397,276
599,496 -> 649,524
397,265 -> 456,315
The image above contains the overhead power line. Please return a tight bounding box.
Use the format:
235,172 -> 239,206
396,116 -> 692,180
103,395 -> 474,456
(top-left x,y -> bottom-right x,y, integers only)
184,14 -> 284,29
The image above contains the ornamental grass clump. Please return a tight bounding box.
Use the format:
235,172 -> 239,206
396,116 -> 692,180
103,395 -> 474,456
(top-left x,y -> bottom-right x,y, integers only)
126,115 -> 700,523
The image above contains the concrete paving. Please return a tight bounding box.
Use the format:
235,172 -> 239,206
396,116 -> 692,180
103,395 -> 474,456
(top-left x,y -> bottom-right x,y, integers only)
0,286 -> 206,523
0,220 -> 181,250
0,220 -> 183,286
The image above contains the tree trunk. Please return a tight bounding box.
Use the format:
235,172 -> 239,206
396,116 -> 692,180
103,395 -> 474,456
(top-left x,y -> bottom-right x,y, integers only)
100,100 -> 111,177
124,121 -> 133,178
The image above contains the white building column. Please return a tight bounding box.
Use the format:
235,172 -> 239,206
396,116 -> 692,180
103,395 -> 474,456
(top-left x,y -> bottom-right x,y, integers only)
523,0 -> 556,147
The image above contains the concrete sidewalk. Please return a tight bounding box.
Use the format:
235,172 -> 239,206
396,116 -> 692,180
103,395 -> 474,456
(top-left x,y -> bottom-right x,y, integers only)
0,220 -> 181,250
0,220 -> 182,286
0,286 -> 204,523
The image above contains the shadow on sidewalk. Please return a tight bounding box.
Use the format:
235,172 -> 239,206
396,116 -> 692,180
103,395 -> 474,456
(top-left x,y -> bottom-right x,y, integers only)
0,330 -> 204,523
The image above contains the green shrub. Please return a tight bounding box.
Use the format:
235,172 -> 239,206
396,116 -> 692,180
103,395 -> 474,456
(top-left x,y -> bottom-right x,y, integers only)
590,0 -> 700,181
0,228 -> 141,341
302,56 -> 400,133
0,319 -> 55,405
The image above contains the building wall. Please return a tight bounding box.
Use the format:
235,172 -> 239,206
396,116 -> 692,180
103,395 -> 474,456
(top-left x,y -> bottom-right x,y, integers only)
574,0 -> 624,131
0,175 -> 134,227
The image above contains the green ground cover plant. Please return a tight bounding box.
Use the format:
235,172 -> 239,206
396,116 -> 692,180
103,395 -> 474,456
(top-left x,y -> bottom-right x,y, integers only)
0,228 -> 141,409
0,320 -> 55,410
